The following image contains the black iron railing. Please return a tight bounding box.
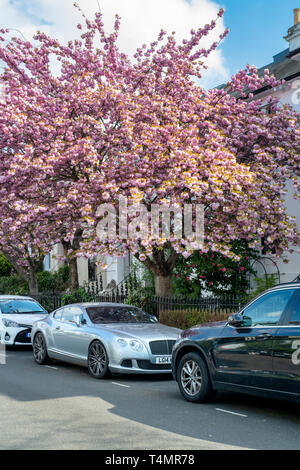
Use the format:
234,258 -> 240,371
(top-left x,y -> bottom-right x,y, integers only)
31,292 -> 250,320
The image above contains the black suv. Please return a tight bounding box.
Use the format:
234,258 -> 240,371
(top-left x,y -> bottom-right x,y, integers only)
172,283 -> 300,404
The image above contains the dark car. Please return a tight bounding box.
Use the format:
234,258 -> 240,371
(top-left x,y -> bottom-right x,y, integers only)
172,282 -> 300,404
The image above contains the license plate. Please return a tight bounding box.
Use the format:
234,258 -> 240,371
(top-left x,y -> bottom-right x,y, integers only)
26,332 -> 31,338
155,356 -> 171,364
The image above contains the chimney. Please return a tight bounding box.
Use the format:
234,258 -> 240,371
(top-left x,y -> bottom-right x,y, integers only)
294,8 -> 300,25
285,8 -> 300,54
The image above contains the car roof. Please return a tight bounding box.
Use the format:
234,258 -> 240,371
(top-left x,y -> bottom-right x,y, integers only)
249,282 -> 300,300
63,302 -> 137,308
0,295 -> 35,300
270,282 -> 300,290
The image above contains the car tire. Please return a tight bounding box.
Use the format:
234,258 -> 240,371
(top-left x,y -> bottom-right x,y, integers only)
33,332 -> 50,365
87,340 -> 111,379
177,352 -> 213,403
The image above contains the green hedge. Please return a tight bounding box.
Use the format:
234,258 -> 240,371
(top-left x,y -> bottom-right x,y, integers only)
159,308 -> 230,330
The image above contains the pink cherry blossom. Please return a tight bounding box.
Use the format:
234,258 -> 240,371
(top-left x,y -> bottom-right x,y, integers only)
0,5 -> 299,295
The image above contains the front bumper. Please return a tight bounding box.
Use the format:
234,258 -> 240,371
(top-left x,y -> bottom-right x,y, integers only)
0,327 -> 32,346
109,358 -> 172,374
108,338 -> 176,375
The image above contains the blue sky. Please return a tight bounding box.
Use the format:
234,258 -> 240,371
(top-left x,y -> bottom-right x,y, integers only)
8,0 -> 52,25
215,0 -> 297,85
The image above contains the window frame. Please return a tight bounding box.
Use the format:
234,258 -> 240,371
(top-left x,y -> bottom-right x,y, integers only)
53,307 -> 64,320
239,288 -> 299,327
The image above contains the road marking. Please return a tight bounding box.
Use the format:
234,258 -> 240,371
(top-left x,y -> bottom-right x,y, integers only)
111,382 -> 130,388
216,408 -> 248,418
45,365 -> 59,370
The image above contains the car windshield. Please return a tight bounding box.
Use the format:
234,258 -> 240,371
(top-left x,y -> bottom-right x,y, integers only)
0,300 -> 46,314
86,306 -> 157,324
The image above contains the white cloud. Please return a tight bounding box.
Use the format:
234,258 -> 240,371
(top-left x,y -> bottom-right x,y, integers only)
0,0 -> 229,88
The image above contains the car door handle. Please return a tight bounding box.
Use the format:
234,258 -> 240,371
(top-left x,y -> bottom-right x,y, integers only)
257,333 -> 272,340
55,326 -> 61,330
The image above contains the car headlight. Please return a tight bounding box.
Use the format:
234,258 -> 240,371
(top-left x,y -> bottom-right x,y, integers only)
2,319 -> 23,328
129,340 -> 144,352
117,338 -> 128,347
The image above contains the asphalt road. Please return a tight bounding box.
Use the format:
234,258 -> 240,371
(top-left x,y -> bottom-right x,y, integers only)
0,347 -> 299,450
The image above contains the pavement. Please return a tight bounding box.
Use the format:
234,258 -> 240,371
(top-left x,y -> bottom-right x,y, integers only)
0,347 -> 299,450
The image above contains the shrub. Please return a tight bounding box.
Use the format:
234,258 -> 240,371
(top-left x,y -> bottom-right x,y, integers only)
37,265 -> 70,293
0,254 -> 12,277
173,240 -> 259,298
62,288 -> 96,305
37,271 -> 57,293
0,275 -> 29,295
251,274 -> 279,297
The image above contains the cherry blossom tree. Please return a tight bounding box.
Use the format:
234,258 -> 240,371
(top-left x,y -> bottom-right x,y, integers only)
0,197 -> 57,294
0,4 -> 299,296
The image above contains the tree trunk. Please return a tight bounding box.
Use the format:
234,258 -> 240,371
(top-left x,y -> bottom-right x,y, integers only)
134,248 -> 178,297
69,257 -> 79,291
61,229 -> 83,292
2,250 -> 40,295
154,275 -> 173,297
28,270 -> 39,295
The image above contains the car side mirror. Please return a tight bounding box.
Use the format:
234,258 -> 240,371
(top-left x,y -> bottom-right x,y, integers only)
150,315 -> 158,323
228,313 -> 244,327
74,315 -> 87,327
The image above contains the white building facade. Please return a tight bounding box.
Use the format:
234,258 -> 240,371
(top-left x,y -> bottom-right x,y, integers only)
45,246 -> 131,291
250,9 -> 300,283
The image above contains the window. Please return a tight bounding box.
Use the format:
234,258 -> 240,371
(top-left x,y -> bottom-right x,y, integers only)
43,254 -> 51,271
60,307 -> 73,322
0,299 -> 45,314
242,289 -> 296,327
61,306 -> 83,324
86,306 -> 157,324
289,293 -> 300,324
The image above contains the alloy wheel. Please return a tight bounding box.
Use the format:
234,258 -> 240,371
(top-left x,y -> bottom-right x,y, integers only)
88,341 -> 109,377
180,359 -> 202,396
33,333 -> 47,364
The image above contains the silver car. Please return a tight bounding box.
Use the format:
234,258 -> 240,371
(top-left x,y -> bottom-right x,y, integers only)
31,302 -> 181,378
